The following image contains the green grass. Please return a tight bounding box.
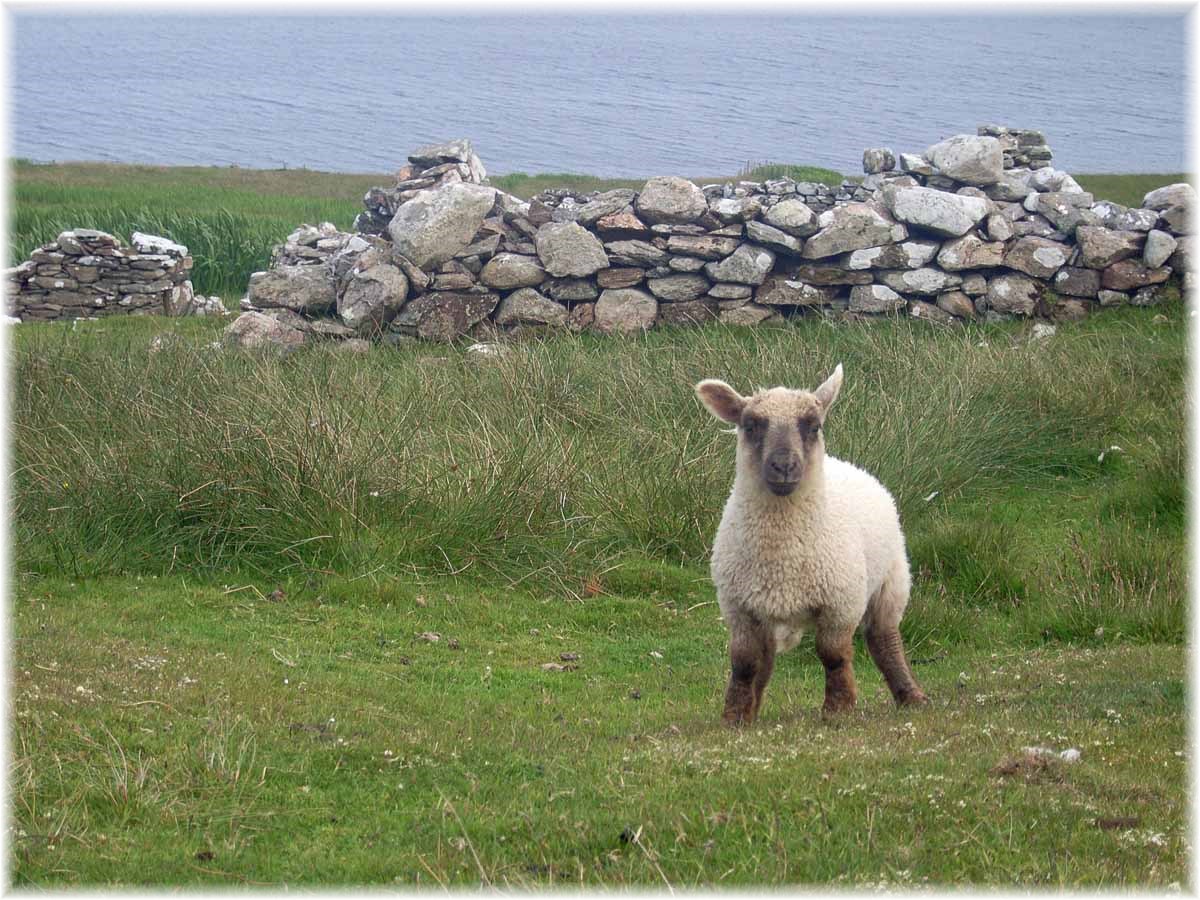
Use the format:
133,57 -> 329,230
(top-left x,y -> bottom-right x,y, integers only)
1073,174 -> 1190,209
8,161 -> 1189,886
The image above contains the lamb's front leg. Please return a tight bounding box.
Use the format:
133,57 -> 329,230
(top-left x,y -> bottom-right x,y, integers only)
722,615 -> 775,726
815,625 -> 858,712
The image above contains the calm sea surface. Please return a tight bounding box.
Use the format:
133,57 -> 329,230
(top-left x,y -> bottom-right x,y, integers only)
12,14 -> 1189,177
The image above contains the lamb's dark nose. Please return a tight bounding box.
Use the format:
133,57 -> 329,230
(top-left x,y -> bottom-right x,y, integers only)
766,451 -> 800,482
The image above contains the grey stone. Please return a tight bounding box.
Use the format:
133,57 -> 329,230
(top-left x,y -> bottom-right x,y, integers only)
594,288 -> 657,334
1003,236 -> 1070,278
745,220 -> 803,255
849,284 -> 905,314
707,282 -> 753,300
863,147 -> 896,174
876,267 -> 963,296
647,274 -> 710,302
937,235 -> 1005,271
709,196 -> 763,224
665,234 -> 741,260
494,288 -> 568,327
1102,260 -> 1171,291
338,249 -> 410,334
984,169 -> 1034,202
1035,191 -> 1095,234
802,203 -> 906,259
479,252 -> 547,290
668,255 -> 707,273
936,290 -> 976,319
1087,201 -> 1158,232
387,182 -> 497,268
791,263 -> 873,285
1160,204 -> 1190,235
719,303 -> 780,326
1098,289 -> 1129,307
925,134 -> 1004,186
757,276 -> 840,306
392,290 -> 500,342
222,309 -> 309,352
703,244 -> 776,285
657,298 -> 719,326
635,176 -> 708,225
1142,183 -> 1195,211
845,240 -> 940,270
604,240 -> 670,268
898,153 -> 933,176
882,184 -> 990,237
908,300 -> 956,325
1143,229 -> 1178,268
1052,266 -> 1101,298
594,210 -> 650,237
408,138 -> 476,168
960,273 -> 988,296
986,273 -> 1041,316
985,213 -> 1014,242
1076,226 -> 1144,269
575,190 -> 638,226
247,265 -> 335,314
535,222 -> 609,277
762,198 -> 820,237
597,267 -> 645,288
545,277 -> 600,302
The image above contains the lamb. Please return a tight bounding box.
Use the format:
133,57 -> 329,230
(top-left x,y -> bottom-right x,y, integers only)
695,364 -> 928,725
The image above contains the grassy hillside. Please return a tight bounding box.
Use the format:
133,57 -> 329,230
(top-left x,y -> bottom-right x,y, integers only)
10,306 -> 1187,887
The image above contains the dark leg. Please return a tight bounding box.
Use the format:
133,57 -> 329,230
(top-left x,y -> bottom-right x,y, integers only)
815,626 -> 858,713
864,625 -> 929,707
722,616 -> 775,727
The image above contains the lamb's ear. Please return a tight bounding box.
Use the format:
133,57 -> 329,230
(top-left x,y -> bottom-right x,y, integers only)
696,379 -> 746,424
813,363 -> 844,414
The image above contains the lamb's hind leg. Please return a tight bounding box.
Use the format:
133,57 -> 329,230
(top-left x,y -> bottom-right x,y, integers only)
722,612 -> 775,727
863,563 -> 929,706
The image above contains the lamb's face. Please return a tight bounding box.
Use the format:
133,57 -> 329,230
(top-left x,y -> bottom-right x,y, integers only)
696,365 -> 843,498
738,389 -> 825,496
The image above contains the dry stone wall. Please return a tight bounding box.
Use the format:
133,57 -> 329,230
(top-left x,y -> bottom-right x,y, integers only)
218,130 -> 1192,348
6,230 -> 226,321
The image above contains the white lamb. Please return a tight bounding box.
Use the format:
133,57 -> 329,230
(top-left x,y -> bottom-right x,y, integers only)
696,364 -> 928,725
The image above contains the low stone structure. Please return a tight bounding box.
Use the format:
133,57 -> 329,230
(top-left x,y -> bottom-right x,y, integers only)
6,230 -> 225,321
215,130 -> 1190,348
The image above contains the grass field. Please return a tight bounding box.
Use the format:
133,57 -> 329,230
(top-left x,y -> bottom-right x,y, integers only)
10,299 -> 1188,886
8,158 -> 1182,300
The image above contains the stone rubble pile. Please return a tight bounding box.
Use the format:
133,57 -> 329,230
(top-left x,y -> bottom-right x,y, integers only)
5,230 -> 226,321
222,129 -> 1191,349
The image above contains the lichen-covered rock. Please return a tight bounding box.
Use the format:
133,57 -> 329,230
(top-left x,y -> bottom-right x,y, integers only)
762,198 -> 820,238
391,290 -> 500,342
1075,226 -> 1144,269
222,309 -> 309,352
986,273 -> 1041,316
664,234 -> 740,260
657,298 -> 719,326
1052,266 -> 1101,298
479,252 -> 547,290
575,190 -> 638,226
709,196 -> 763,224
883,184 -> 990,237
1143,229 -> 1179,269
646,274 -> 711,302
845,240 -> 940,270
719,303 -> 780,326
247,264 -> 336,314
1003,236 -> 1070,278
936,235 -> 1005,271
494,288 -> 568,327
925,135 -> 1004,186
594,288 -> 657,334
849,284 -> 905,313
597,267 -> 645,288
908,299 -> 956,324
745,220 -> 803,255
703,244 -> 776,285
338,249 -> 409,334
534,222 -> 609,277
1142,183 -> 1195,211
545,277 -> 599,302
387,182 -> 497,268
876,267 -> 962,296
757,275 -> 840,306
635,176 -> 708,226
863,148 -> 896,174
604,240 -> 669,268
1101,260 -> 1171,291
936,290 -> 976,319
1034,191 -> 1095,234
802,203 -> 906,259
